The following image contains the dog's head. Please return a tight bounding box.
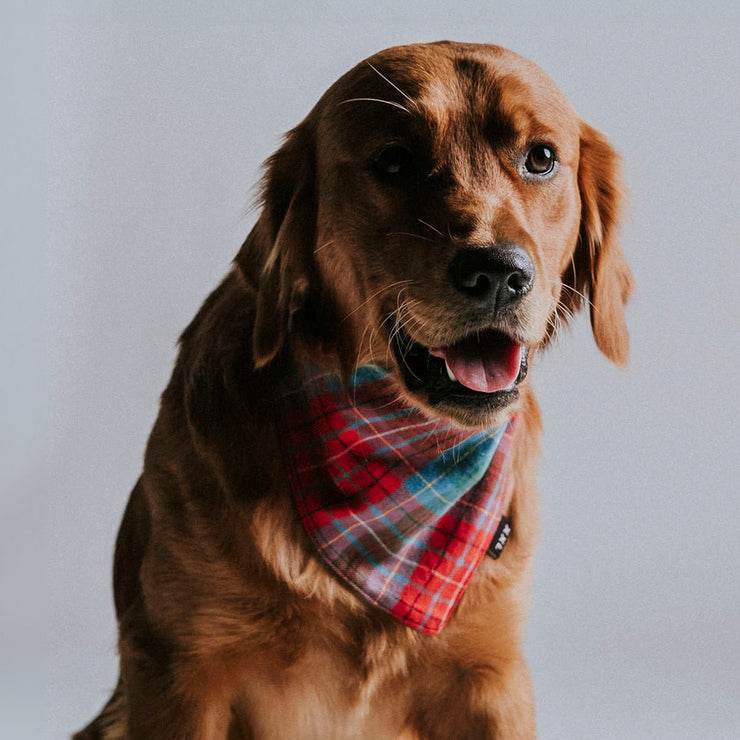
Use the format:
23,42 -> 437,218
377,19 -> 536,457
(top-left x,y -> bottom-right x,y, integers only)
237,42 -> 632,429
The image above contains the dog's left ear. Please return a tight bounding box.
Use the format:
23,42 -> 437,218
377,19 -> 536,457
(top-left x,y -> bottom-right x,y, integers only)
567,122 -> 634,367
235,125 -> 316,368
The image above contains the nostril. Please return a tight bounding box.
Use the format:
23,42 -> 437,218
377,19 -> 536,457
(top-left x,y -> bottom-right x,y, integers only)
506,267 -> 532,294
457,269 -> 493,297
472,272 -> 492,296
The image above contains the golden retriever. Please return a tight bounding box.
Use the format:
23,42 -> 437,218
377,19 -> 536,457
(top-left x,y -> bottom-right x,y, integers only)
75,41 -> 632,739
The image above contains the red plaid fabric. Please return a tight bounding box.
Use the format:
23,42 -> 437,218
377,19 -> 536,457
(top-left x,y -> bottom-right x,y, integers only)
276,364 -> 516,635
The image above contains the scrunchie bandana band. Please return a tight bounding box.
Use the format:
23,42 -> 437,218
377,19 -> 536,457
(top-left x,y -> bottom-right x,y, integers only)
276,364 -> 515,635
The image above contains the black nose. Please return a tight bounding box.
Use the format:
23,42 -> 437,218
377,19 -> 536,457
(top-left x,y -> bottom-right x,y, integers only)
448,245 -> 534,309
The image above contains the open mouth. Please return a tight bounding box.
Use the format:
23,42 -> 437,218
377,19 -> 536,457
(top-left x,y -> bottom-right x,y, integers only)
390,323 -> 529,413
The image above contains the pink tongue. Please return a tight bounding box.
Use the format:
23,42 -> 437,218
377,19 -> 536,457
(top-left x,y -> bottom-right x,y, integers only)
430,336 -> 522,393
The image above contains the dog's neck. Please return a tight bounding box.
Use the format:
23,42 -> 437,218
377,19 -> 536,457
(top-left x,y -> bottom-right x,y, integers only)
273,362 -> 516,634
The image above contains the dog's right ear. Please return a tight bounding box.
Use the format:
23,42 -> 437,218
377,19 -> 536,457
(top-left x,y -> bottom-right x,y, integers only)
235,125 -> 316,368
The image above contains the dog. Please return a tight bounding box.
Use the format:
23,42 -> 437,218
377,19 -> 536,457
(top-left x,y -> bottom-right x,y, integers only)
75,41 -> 632,739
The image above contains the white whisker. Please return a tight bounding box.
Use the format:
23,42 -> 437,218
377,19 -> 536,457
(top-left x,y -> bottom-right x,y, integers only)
387,231 -> 434,243
341,279 -> 414,324
366,62 -> 418,109
337,97 -> 411,114
313,239 -> 335,254
417,218 -> 445,238
561,283 -> 596,311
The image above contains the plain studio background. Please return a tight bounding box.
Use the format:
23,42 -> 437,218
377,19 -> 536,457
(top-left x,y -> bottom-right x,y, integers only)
2,1 -> 738,737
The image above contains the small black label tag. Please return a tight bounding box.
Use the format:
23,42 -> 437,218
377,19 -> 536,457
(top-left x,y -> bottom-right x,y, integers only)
487,516 -> 512,560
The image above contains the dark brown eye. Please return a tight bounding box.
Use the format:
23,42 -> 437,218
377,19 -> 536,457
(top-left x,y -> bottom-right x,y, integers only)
524,144 -> 557,176
373,145 -> 414,180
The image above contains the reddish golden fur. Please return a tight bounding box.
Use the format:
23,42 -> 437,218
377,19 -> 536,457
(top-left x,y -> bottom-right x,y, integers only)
75,42 -> 632,739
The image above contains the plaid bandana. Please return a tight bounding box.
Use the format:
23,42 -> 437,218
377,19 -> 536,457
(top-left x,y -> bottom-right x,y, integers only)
276,364 -> 515,635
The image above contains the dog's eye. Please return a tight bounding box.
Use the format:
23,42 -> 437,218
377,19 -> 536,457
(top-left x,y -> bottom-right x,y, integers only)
373,146 -> 414,180
524,145 -> 557,176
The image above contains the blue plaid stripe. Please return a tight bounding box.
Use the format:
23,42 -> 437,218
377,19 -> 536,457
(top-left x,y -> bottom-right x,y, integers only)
404,429 -> 503,508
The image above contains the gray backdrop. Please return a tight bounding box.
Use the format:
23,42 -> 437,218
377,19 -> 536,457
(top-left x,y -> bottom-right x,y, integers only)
3,1 -> 738,737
